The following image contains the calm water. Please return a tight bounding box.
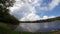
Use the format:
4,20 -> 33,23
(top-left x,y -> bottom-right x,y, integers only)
37,20 -> 60,32
16,20 -> 60,32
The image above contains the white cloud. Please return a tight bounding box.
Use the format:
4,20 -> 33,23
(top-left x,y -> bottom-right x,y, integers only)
20,13 -> 40,21
43,16 -> 49,19
42,15 -> 55,19
26,0 -> 39,4
48,0 -> 60,10
49,16 -> 55,18
37,0 -> 60,11
9,0 -> 38,20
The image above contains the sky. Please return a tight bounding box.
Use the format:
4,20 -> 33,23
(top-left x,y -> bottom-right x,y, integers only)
9,0 -> 60,21
9,0 -> 60,32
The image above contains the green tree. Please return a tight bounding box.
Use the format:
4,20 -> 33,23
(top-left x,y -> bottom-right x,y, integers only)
0,0 -> 19,25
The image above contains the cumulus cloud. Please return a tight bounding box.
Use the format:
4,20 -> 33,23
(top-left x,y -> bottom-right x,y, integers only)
42,15 -> 55,19
20,13 -> 40,21
9,0 -> 39,20
48,0 -> 60,10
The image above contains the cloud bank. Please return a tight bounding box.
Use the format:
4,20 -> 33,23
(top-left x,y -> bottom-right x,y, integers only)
9,0 -> 60,21
9,0 -> 40,21
9,0 -> 60,32
20,13 -> 40,21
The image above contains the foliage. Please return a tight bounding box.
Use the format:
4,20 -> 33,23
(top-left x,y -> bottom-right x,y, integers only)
0,0 -> 19,25
0,0 -> 15,7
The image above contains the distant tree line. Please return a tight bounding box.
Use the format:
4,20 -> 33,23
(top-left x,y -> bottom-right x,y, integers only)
19,16 -> 60,23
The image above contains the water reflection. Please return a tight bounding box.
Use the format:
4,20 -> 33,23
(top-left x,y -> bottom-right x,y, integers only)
16,20 -> 60,32
37,21 -> 60,32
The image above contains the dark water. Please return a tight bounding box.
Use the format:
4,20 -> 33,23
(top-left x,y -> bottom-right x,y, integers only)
37,20 -> 60,32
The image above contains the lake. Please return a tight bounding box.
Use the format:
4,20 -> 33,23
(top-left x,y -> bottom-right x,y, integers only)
16,20 -> 60,32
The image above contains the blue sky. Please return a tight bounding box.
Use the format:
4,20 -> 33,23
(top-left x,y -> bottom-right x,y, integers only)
36,0 -> 60,18
37,4 -> 60,17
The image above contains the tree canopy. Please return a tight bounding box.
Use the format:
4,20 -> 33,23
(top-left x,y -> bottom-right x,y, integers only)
0,0 -> 19,25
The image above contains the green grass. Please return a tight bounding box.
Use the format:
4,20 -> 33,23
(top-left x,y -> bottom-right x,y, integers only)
0,22 -> 20,34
